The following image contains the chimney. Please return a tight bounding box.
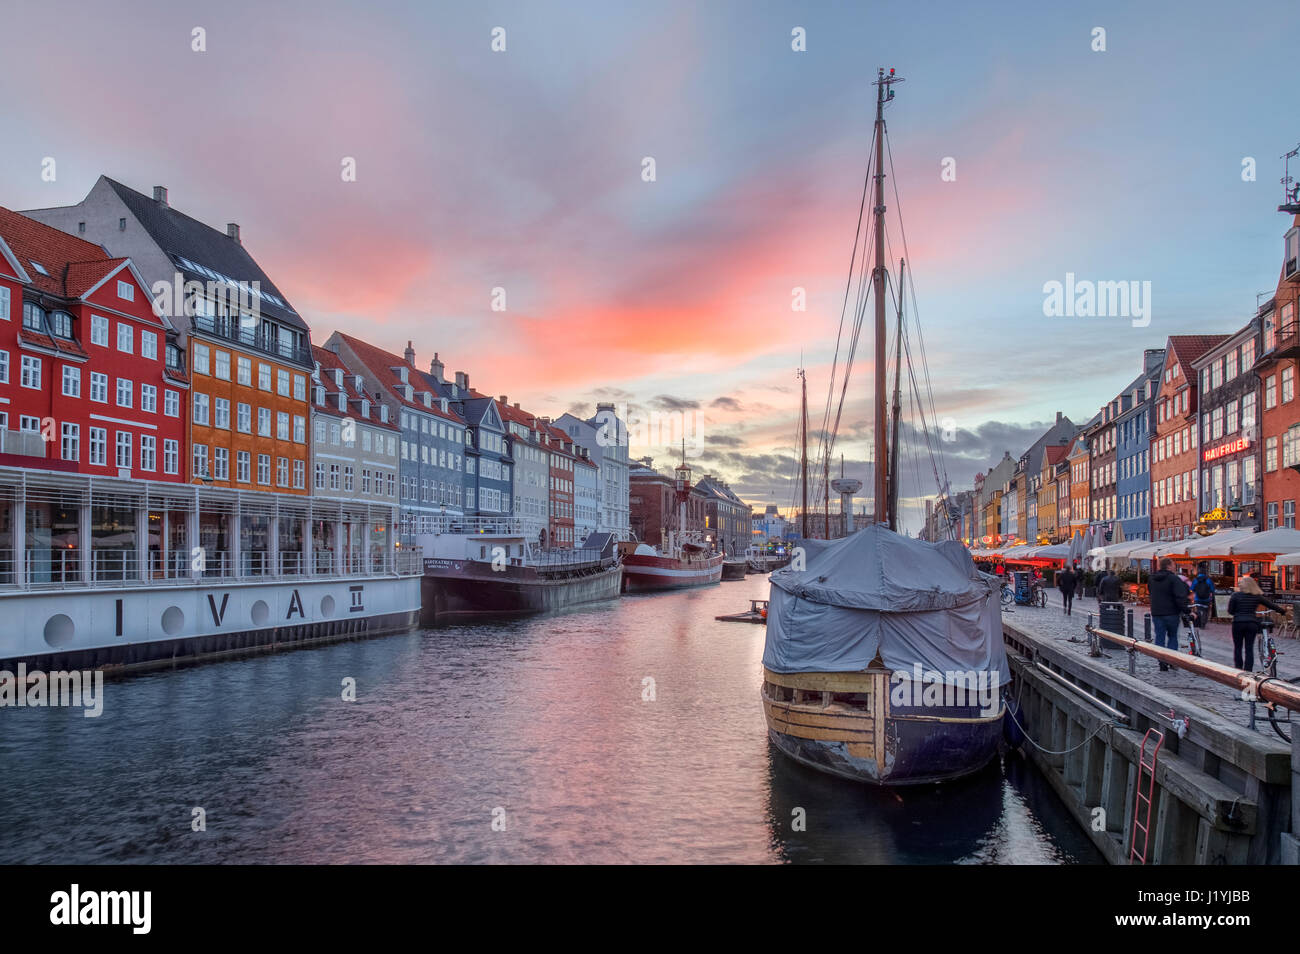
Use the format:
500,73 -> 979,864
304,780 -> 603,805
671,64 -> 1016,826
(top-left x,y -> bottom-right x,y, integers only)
514,402 -> 520,409
1055,411 -> 1062,424
226,223 -> 240,244
596,402 -> 615,412
429,352 -> 444,382
499,395 -> 508,405
404,341 -> 415,366
455,371 -> 467,390
153,186 -> 168,206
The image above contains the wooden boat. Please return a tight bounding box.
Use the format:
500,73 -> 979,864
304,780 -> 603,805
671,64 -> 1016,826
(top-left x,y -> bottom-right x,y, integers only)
716,599 -> 769,623
760,68 -> 1006,786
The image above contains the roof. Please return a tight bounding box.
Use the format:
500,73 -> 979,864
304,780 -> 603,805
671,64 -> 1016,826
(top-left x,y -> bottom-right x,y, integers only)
1166,334 -> 1228,371
328,332 -> 465,424
99,177 -> 307,333
1044,444 -> 1071,467
0,206 -> 124,299
311,345 -> 398,431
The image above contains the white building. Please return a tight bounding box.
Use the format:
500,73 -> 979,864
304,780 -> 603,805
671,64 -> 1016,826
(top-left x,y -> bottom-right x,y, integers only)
574,451 -> 600,545
556,403 -> 631,540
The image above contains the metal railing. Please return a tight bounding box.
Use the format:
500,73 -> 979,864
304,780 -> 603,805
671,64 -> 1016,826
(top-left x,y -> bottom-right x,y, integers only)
192,314 -> 312,367
92,549 -> 138,583
25,548 -> 81,586
532,547 -> 602,567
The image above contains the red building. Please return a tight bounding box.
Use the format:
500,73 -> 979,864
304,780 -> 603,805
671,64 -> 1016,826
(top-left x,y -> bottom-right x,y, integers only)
1258,212 -> 1300,554
1150,335 -> 1225,541
540,420 -> 576,547
0,208 -> 186,480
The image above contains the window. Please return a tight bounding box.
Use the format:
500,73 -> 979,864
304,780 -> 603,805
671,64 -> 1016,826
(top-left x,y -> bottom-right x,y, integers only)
117,323 -> 133,354
213,447 -> 229,481
1284,366 -> 1295,404
237,451 -> 250,483
314,418 -> 326,443
330,422 -> 340,445
277,457 -> 289,487
91,315 -> 109,346
1243,391 -> 1257,434
329,464 -> 339,490
22,302 -> 43,331
20,355 -> 40,389
141,384 -> 157,413
62,365 -> 80,397
258,407 -> 271,437
89,427 -> 107,466
237,403 -> 251,433
1266,436 -> 1278,472
141,331 -> 158,361
237,356 -> 252,386
277,411 -> 289,440
0,286 -> 7,320
1285,426 -> 1300,469
1242,339 -> 1256,369
117,279 -> 134,301
61,423 -> 79,461
115,431 -> 132,469
194,342 -> 209,375
258,454 -> 271,485
164,390 -> 179,417
277,369 -> 290,396
293,415 -> 305,443
163,439 -> 178,475
215,397 -> 230,429
293,459 -> 305,489
1287,500 -> 1297,530
0,350 -> 6,384
1266,375 -> 1277,409
50,311 -> 72,338
213,350 -> 230,381
259,364 -> 271,391
1243,455 -> 1257,504
1268,502 -> 1278,530
293,374 -> 306,401
116,378 -> 133,408
315,463 -> 325,490
89,371 -> 108,403
1226,399 -> 1238,435
140,435 -> 156,472
193,393 -> 210,425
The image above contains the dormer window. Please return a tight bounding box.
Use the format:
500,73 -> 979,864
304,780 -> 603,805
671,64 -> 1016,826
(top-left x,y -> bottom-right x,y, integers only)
334,368 -> 344,388
315,385 -> 326,406
337,392 -> 347,413
398,366 -> 409,384
354,375 -> 363,392
312,361 -> 321,382
440,398 -> 448,413
50,311 -> 73,339
22,302 -> 44,331
404,385 -> 413,401
380,405 -> 389,423
422,392 -> 432,407
361,399 -> 370,417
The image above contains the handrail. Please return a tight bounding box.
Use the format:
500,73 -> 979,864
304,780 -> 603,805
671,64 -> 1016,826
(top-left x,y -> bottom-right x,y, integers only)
1086,624 -> 1300,712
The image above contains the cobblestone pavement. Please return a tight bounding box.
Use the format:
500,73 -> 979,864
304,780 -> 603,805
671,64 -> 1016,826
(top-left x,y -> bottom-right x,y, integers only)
1003,587 -> 1299,735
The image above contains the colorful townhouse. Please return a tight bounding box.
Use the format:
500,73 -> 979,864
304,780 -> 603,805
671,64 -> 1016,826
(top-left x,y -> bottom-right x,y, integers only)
1191,320 -> 1262,530
1114,350 -> 1163,541
1258,211 -> 1300,541
1150,336 -> 1223,542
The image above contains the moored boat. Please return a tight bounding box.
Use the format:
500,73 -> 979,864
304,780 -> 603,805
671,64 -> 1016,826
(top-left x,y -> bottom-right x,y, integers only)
721,558 -> 748,580
760,67 -> 1008,785
621,456 -> 723,591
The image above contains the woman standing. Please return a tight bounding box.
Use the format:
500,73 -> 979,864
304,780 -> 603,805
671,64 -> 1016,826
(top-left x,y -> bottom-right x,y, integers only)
1226,576 -> 1285,671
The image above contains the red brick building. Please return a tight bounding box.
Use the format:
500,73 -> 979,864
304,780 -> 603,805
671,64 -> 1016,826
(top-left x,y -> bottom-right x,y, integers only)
628,457 -> 706,547
1150,335 -> 1225,541
1258,213 -> 1300,552
541,420 -> 576,547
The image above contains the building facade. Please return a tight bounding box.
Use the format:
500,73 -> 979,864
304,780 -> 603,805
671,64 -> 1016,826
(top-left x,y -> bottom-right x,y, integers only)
1258,213 -> 1300,544
1150,336 -> 1223,541
555,403 -> 631,541
1115,349 -> 1163,541
1191,321 -> 1262,530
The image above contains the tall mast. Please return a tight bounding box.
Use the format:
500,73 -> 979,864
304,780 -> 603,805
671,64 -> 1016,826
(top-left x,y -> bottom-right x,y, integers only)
888,258 -> 904,531
872,67 -> 901,527
798,369 -> 809,539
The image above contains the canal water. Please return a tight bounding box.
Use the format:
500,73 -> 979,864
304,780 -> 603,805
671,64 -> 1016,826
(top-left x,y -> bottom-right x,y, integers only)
0,576 -> 1103,864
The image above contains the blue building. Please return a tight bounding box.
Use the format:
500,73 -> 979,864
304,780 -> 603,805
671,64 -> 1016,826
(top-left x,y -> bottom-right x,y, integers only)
1115,349 -> 1165,541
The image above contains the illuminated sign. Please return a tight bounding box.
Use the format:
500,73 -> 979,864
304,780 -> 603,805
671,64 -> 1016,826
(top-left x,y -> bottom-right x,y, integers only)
1199,507 -> 1229,522
1203,437 -> 1250,462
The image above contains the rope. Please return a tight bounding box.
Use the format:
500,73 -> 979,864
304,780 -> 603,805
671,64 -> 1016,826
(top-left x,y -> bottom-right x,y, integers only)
1003,693 -> 1120,756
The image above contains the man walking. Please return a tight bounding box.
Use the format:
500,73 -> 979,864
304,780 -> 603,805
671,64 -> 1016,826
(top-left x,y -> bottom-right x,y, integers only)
1057,564 -> 1077,616
1096,568 -> 1122,604
1148,557 -> 1190,671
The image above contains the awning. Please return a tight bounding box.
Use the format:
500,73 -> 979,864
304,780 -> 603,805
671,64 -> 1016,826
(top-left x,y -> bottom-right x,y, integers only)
1165,527 -> 1260,559
1225,527 -> 1300,559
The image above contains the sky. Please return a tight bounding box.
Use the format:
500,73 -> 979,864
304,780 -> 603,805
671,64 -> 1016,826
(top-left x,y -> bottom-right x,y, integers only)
2,0 -> 1296,532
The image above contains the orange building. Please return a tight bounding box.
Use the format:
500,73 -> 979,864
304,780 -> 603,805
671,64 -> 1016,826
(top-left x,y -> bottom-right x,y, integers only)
1150,335 -> 1224,542
1067,432 -> 1091,537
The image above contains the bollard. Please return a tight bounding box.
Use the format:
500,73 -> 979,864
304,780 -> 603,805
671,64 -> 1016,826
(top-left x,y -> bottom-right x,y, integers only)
1127,609 -> 1134,638
1143,613 -> 1152,643
1128,648 -> 1137,677
1249,700 -> 1257,732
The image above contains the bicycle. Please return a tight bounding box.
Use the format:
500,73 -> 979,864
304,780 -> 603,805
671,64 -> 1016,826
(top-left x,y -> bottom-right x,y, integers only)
1258,616 -> 1279,676
1000,583 -> 1014,608
1031,582 -> 1048,608
1182,610 -> 1202,658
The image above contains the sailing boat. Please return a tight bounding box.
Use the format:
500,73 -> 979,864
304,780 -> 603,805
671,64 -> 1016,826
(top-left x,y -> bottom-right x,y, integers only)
760,69 -> 1008,785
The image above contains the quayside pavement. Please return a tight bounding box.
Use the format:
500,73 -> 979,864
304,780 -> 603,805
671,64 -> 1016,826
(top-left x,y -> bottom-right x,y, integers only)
1005,587 -> 1300,731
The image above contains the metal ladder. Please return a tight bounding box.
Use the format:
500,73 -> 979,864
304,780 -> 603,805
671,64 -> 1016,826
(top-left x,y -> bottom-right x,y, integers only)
1129,728 -> 1165,864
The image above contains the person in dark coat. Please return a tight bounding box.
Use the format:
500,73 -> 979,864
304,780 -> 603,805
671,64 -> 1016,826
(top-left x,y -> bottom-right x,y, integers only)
1226,575 -> 1285,672
1057,565 -> 1078,616
1096,569 -> 1122,603
1148,557 -> 1190,669
1190,562 -> 1216,628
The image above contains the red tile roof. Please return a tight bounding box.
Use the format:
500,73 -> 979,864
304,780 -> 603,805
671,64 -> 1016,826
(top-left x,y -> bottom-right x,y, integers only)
1166,334 -> 1229,370
1044,444 -> 1071,466
311,344 -> 398,430
0,206 -> 122,299
326,333 -> 463,424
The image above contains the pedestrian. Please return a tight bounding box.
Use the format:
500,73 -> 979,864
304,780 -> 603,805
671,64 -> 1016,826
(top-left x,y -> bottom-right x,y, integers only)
1191,562 -> 1216,629
1226,575 -> 1285,672
1148,557 -> 1190,670
1096,567 -> 1122,603
1057,564 -> 1077,616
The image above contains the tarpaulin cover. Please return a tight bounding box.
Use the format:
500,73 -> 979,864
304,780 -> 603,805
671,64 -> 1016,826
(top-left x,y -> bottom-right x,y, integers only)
763,525 -> 1008,683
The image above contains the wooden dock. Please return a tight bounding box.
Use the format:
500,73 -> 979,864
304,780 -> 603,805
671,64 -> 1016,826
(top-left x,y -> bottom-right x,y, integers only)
1002,593 -> 1298,865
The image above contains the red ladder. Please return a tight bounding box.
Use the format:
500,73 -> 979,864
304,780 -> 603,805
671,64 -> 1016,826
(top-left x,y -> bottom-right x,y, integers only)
1129,728 -> 1165,865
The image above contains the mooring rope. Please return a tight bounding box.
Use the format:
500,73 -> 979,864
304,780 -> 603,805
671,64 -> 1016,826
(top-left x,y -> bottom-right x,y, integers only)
1003,692 -> 1120,756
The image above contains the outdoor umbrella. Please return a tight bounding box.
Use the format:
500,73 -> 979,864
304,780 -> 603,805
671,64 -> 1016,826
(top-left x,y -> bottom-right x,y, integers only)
1276,551 -> 1300,567
1173,527 -> 1259,560
1225,527 -> 1300,560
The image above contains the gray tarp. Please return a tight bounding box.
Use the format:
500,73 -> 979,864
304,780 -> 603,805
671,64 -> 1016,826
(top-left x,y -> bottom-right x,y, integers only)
763,526 -> 1008,683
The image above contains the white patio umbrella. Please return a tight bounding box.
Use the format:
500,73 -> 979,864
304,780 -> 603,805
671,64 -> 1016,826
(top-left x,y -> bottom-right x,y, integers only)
1225,527 -> 1300,559
1171,527 -> 1260,559
1276,551 -> 1300,567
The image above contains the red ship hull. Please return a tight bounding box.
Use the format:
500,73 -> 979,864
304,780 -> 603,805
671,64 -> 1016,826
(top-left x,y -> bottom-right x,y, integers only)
622,552 -> 724,591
